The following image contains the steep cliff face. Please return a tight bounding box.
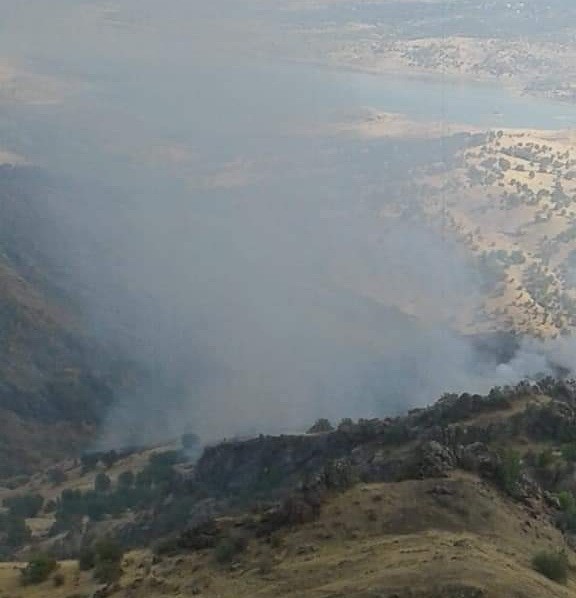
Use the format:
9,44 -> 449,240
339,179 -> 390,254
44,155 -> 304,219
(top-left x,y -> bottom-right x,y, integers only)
0,165 -> 117,475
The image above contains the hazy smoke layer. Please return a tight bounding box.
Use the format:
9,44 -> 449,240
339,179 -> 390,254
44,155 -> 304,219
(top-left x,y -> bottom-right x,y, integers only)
0,1 -> 570,447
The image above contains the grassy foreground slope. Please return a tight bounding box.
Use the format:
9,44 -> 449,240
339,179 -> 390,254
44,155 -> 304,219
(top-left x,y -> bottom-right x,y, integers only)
3,381 -> 576,596
0,474 -> 572,597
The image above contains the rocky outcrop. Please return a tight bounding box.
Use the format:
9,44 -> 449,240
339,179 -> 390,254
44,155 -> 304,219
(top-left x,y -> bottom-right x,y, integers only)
195,432 -> 357,499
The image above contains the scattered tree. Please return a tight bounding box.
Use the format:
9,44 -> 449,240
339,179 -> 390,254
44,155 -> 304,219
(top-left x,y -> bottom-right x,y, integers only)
92,538 -> 124,584
117,470 -> 135,490
47,468 -> 67,486
94,473 -> 112,493
307,419 -> 334,434
4,494 -> 44,518
20,554 -> 58,586
81,453 -> 99,474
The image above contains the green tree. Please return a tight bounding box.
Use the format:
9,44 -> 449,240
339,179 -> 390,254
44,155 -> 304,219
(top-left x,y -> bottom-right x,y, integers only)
4,515 -> 31,547
20,554 -> 58,585
92,538 -> 124,584
78,546 -> 96,571
47,468 -> 67,486
495,449 -> 522,496
94,473 -> 112,493
117,470 -> 134,490
307,419 -> 334,434
101,450 -> 119,469
213,532 -> 248,564
81,453 -> 99,474
4,494 -> 44,518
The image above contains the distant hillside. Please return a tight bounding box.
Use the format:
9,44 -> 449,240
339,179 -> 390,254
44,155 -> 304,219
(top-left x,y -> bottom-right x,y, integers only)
0,165 -> 119,476
292,0 -> 576,104
415,129 -> 576,336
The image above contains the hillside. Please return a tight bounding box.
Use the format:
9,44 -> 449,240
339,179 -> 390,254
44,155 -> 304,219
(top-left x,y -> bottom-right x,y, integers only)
289,0 -> 576,103
409,128 -> 576,336
329,119 -> 576,337
0,474 -> 572,597
2,380 -> 576,595
0,164 -> 120,476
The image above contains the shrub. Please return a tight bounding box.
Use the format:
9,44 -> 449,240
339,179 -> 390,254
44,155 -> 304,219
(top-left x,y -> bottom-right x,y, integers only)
52,572 -> 65,587
138,451 -> 182,487
153,537 -> 181,557
338,418 -> 354,431
94,473 -> 112,493
532,550 -> 568,584
93,559 -> 122,584
4,493 -> 44,518
558,491 -> 576,513
562,443 -> 576,462
20,554 -> 58,585
81,453 -> 99,474
117,471 -> 134,490
537,449 -> 555,469
495,449 -> 522,496
307,419 -> 334,434
100,450 -> 119,469
44,499 -> 57,513
47,468 -> 67,486
557,491 -> 576,531
78,546 -> 96,571
94,538 -> 124,564
92,538 -> 124,583
4,475 -> 30,490
1,514 -> 31,547
213,532 -> 248,564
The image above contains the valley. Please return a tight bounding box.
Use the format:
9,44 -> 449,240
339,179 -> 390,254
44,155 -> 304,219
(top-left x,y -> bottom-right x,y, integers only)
0,2 -> 575,597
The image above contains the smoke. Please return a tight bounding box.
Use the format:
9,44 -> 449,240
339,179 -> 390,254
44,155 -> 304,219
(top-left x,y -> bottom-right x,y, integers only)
0,0 -> 572,447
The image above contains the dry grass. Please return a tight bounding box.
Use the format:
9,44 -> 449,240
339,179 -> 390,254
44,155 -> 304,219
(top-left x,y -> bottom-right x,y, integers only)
0,471 -> 572,597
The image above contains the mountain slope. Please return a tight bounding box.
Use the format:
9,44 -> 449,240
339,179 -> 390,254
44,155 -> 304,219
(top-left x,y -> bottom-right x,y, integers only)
0,164 -> 118,475
2,381 -> 576,596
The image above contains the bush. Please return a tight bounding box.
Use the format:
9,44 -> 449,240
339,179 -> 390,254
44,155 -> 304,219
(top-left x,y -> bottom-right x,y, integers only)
532,550 -> 568,584
562,443 -> 576,462
52,572 -> 65,587
92,538 -> 124,583
153,537 -> 181,557
137,451 -> 182,487
81,453 -> 99,474
78,546 -> 96,571
101,450 -> 119,469
213,532 -> 248,564
94,473 -> 112,493
495,449 -> 522,496
4,493 -> 44,518
537,449 -> 555,469
557,491 -> 576,531
20,554 -> 58,585
558,491 -> 576,513
93,559 -> 122,584
94,538 -> 124,564
47,468 -> 68,486
117,471 -> 134,490
1,514 -> 31,547
307,419 -> 334,434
